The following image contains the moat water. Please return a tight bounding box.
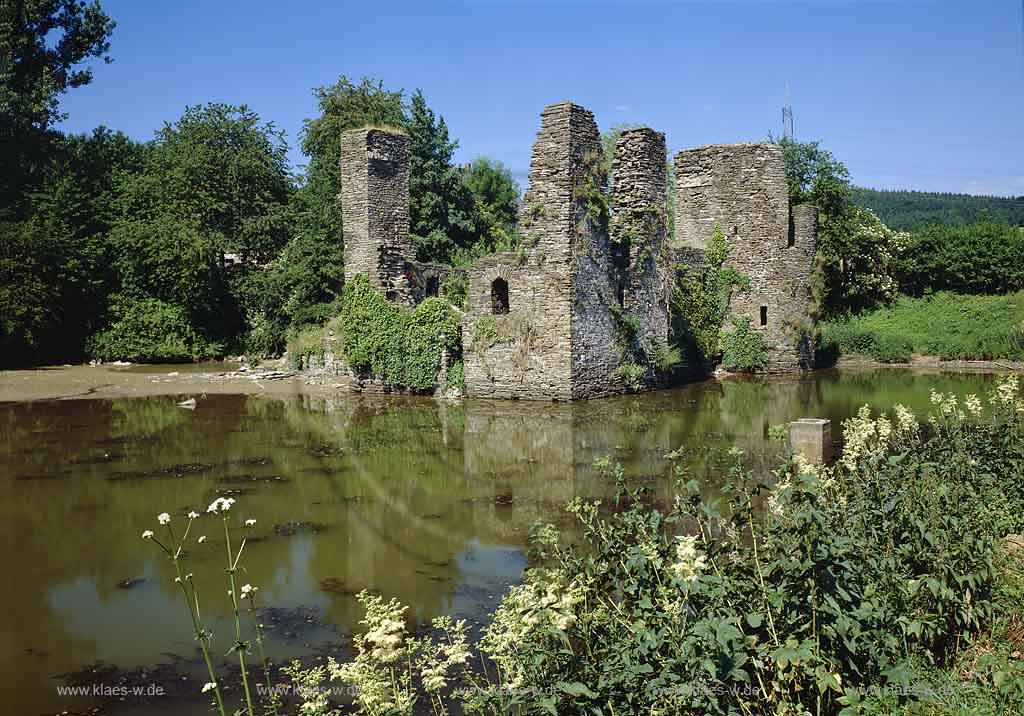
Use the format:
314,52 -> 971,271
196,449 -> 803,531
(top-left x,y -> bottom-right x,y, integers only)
0,369 -> 1003,715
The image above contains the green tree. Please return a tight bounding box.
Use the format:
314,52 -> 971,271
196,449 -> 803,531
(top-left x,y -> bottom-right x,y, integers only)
460,157 -> 519,257
0,127 -> 144,366
99,104 -> 292,358
774,136 -> 900,315
1,0 -> 115,214
407,90 -> 477,263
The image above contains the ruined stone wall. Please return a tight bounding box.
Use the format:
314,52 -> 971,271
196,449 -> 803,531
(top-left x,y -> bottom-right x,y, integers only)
674,143 -> 817,371
462,253 -> 573,400
463,102 -> 624,401
562,106 -> 623,400
612,128 -> 670,348
340,128 -> 415,304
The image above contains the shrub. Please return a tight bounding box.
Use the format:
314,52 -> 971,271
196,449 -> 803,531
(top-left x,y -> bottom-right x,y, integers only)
87,298 -> 223,362
896,221 -> 1024,296
820,291 -> 1024,362
338,274 -> 460,390
721,317 -> 769,372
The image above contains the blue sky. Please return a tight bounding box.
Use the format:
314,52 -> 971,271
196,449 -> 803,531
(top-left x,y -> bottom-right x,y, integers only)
59,0 -> 1024,196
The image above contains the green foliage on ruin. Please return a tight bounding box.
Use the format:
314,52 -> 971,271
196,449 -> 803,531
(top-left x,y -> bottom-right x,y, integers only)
609,303 -> 682,390
338,274 -> 461,390
470,314 -> 500,353
721,317 -> 769,372
670,223 -> 751,368
440,271 -> 468,310
574,148 -> 611,239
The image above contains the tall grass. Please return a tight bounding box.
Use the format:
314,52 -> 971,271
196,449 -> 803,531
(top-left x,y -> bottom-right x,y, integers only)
820,291 -> 1024,362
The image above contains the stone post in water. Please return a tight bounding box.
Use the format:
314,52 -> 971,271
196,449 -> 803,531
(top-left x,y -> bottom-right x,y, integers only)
789,418 -> 832,463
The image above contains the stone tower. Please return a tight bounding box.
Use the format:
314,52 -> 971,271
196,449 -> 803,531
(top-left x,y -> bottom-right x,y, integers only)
674,143 -> 818,370
612,128 -> 670,350
339,127 -> 414,303
462,102 -> 623,400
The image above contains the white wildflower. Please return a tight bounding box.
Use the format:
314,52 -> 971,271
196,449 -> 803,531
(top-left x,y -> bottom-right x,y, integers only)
197,535 -> 206,543
930,390 -> 944,405
141,530 -> 154,540
894,404 -> 917,436
996,375 -> 1019,405
187,510 -> 199,520
876,414 -> 892,442
201,681 -> 217,693
157,512 -> 171,525
670,534 -> 707,584
241,583 -> 257,597
244,518 -> 256,527
965,394 -> 983,418
206,497 -> 235,514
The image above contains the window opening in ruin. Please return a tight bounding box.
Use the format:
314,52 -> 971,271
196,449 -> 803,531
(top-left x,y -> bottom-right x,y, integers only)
787,215 -> 796,247
491,278 -> 510,315
425,276 -> 439,297
616,281 -> 625,307
760,305 -> 768,328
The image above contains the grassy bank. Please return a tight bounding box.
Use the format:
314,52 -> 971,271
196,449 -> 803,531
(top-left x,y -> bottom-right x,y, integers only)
820,291 -> 1024,363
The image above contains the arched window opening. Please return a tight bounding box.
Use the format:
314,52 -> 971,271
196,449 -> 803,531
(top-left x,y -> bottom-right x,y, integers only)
787,214 -> 796,247
491,278 -> 509,315
759,305 -> 768,328
425,276 -> 439,297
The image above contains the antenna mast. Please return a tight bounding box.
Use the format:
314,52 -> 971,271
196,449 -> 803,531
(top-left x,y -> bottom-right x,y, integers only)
782,81 -> 794,140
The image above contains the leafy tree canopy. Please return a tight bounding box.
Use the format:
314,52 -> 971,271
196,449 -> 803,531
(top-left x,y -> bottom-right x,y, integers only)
1,0 -> 116,214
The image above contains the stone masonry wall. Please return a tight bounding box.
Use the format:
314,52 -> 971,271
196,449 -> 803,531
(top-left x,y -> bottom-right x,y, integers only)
462,253 -> 573,400
340,128 -> 415,304
612,128 -> 670,348
463,102 -> 623,400
674,143 -> 817,371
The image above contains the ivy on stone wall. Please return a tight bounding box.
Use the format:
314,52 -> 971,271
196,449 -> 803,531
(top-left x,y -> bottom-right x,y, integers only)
671,223 -> 751,368
609,301 -> 681,389
339,274 -> 461,390
721,317 -> 769,372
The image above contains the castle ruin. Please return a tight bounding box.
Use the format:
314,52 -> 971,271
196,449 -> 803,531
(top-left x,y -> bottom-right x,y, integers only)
336,102 -> 819,400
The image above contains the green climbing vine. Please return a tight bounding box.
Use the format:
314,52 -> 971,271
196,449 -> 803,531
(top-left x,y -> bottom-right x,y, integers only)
608,300 -> 681,390
721,317 -> 769,372
338,274 -> 461,390
670,222 -> 752,369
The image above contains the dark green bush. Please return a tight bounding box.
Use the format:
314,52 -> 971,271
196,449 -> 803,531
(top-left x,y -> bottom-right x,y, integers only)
721,317 -> 769,372
87,298 -> 223,362
337,274 -> 460,390
896,222 -> 1024,296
